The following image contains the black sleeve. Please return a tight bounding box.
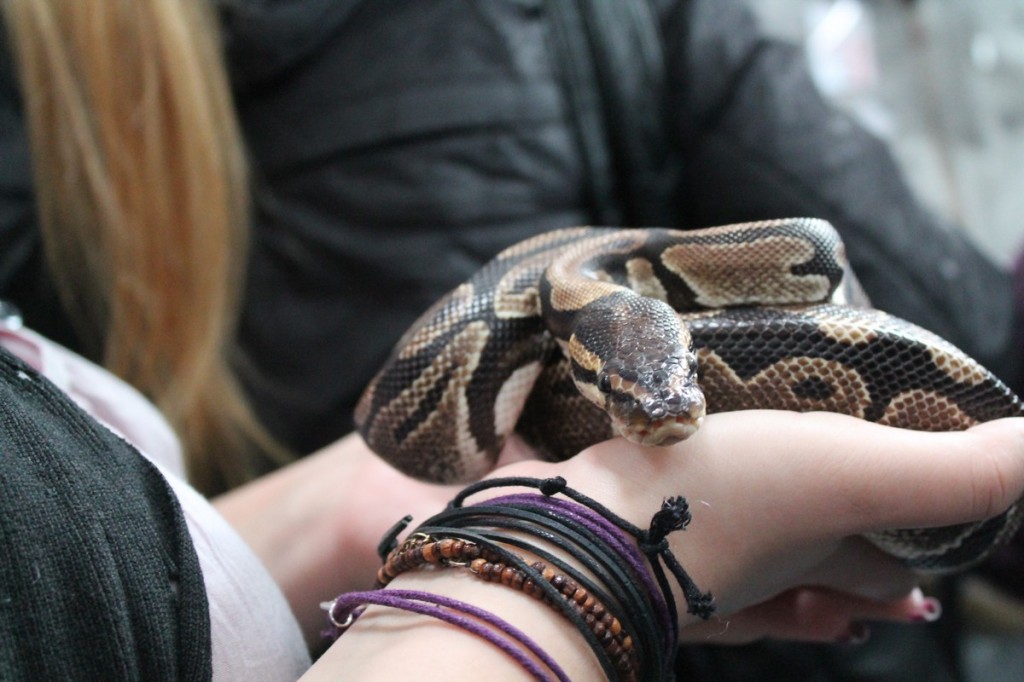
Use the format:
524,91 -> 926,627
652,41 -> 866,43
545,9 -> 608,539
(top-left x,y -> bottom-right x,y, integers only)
0,346 -> 212,680
660,0 -> 1021,391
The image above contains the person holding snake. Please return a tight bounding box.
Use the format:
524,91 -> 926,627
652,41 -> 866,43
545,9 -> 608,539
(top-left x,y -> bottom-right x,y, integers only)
4,306 -> 1024,679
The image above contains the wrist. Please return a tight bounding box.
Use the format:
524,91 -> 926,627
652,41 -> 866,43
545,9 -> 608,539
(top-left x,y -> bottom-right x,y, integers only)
310,569 -> 604,681
319,470 -> 706,679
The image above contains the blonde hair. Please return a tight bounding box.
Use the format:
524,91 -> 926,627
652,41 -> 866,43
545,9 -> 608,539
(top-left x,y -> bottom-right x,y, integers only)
3,0 -> 291,494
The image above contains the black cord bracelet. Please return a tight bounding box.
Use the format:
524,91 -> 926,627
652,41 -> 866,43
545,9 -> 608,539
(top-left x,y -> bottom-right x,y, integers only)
371,476 -> 713,681
446,475 -> 716,620
418,503 -> 659,670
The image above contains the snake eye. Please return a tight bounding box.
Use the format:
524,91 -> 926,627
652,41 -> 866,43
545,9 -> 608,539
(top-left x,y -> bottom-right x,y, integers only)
597,373 -> 613,394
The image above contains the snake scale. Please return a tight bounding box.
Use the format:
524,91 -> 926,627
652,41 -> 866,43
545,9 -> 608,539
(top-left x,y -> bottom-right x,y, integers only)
356,218 -> 1024,571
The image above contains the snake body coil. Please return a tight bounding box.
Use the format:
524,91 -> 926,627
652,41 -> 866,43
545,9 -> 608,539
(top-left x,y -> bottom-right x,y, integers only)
356,218 -> 1024,571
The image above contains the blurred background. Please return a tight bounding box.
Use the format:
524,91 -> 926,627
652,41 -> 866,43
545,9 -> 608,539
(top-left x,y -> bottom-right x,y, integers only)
751,2 -> 1024,679
754,0 -> 1024,268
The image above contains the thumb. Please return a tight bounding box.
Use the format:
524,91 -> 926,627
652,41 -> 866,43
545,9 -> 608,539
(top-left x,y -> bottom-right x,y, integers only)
825,416 -> 1024,535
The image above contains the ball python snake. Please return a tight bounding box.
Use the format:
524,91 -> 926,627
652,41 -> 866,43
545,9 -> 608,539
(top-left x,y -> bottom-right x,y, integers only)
356,217 -> 1024,571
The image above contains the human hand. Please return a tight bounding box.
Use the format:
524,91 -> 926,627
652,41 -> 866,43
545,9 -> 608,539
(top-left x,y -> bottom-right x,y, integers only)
495,410 -> 1024,645
306,413 -> 1023,680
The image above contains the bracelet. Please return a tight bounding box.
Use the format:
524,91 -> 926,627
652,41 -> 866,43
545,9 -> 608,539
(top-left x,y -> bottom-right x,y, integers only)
322,589 -> 572,682
376,533 -> 637,678
401,526 -> 630,681
420,497 -> 664,655
493,492 -> 674,635
445,476 -> 716,621
415,505 -> 656,675
327,475 -> 711,682
387,476 -> 710,679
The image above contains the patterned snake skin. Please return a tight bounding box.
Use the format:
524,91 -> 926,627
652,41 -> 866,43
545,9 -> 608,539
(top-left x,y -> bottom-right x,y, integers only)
356,218 -> 1024,571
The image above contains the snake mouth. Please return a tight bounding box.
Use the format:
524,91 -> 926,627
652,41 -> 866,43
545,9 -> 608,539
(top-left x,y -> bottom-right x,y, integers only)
621,410 -> 705,447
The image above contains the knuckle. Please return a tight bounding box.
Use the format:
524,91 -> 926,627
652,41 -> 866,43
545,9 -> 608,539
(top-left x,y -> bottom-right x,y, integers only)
968,429 -> 1023,520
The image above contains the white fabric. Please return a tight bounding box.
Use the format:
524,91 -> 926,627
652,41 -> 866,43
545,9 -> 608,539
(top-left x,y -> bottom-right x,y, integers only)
0,324 -> 311,681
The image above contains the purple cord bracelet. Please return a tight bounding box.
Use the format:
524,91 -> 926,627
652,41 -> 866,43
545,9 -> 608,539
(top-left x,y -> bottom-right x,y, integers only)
322,588 -> 572,682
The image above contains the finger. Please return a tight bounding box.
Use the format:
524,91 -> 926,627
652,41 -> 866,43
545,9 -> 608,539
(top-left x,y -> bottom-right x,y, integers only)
691,411 -> 1024,536
801,537 -> 918,601
821,415 -> 1024,534
680,586 -> 941,646
693,536 -> 917,620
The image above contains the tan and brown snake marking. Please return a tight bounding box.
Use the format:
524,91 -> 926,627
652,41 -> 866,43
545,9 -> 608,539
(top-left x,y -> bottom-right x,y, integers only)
356,218 -> 1024,571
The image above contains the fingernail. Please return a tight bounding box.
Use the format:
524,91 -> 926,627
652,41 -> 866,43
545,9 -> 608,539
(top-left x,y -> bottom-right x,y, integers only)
906,587 -> 943,623
910,596 -> 943,623
836,622 -> 871,646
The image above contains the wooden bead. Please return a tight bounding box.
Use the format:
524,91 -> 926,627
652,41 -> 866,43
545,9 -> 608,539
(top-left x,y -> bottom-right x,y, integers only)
501,566 -> 518,586
436,538 -> 456,558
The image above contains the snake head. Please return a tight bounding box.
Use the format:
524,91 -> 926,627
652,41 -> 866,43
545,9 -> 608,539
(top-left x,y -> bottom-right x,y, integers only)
565,292 -> 706,446
567,332 -> 706,447
593,349 -> 706,446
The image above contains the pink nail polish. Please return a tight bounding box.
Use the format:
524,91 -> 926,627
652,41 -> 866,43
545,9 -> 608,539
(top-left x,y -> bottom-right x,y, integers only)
911,597 -> 943,623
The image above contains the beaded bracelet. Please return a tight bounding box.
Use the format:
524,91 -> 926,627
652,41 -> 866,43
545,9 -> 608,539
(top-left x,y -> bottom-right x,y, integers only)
401,525 -> 630,681
414,504 -> 657,675
421,497 -> 663,655
376,533 -> 638,679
